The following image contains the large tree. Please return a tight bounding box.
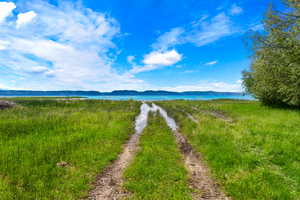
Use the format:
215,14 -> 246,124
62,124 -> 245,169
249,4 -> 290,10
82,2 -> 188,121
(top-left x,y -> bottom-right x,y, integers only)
243,0 -> 300,107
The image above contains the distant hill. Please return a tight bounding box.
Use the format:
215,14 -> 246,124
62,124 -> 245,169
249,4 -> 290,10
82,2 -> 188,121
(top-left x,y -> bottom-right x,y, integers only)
0,90 -> 245,96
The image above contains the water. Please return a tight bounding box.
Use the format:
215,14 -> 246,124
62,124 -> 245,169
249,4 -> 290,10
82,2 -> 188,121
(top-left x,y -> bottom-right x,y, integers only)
0,94 -> 254,101
151,103 -> 178,131
134,103 -> 152,134
85,94 -> 253,101
135,103 -> 178,133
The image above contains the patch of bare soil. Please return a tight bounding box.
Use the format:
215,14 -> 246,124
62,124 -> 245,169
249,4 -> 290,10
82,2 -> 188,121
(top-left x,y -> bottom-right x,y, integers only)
85,103 -> 150,200
174,131 -> 230,200
86,134 -> 139,200
0,100 -> 16,110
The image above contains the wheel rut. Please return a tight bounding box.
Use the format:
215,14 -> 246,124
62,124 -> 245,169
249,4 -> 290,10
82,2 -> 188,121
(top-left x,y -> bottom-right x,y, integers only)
86,103 -> 230,200
85,103 -> 151,200
152,103 -> 230,200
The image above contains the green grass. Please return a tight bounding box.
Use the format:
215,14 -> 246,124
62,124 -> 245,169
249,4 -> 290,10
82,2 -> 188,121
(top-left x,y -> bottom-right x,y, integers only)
157,100 -> 300,200
124,112 -> 192,200
0,99 -> 140,200
2,98 -> 299,200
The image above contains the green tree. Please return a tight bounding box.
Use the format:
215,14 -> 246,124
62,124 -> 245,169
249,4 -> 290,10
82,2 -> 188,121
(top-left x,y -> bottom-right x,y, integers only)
243,0 -> 300,107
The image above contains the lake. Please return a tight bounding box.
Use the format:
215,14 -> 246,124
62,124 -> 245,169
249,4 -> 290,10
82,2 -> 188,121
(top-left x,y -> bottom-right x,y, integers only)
0,94 -> 254,101
85,94 -> 254,101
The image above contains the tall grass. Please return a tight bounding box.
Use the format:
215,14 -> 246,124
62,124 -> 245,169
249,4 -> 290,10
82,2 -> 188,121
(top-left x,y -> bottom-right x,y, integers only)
158,100 -> 300,200
0,99 -> 140,200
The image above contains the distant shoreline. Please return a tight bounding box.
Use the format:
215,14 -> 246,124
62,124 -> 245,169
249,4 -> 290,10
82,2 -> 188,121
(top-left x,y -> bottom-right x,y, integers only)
0,89 -> 246,96
0,95 -> 254,101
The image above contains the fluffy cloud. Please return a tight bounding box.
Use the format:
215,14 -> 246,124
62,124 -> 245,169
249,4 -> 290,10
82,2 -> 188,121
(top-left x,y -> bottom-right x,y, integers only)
205,60 -> 218,66
0,2 -> 16,23
130,50 -> 182,74
16,11 -> 37,28
130,12 -> 235,75
0,1 -> 145,91
0,1 -> 246,92
143,50 -> 182,66
129,11 -> 235,74
229,4 -> 243,16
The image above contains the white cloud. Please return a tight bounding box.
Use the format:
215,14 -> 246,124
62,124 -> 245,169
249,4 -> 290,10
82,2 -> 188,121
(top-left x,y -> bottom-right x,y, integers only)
205,60 -> 218,66
16,11 -> 37,28
229,4 -> 243,16
151,12 -> 236,51
0,2 -> 16,23
161,80 -> 243,92
143,49 -> 182,66
0,1 -> 247,92
0,82 -> 8,89
25,66 -> 49,73
187,13 -> 233,47
183,70 -> 197,73
0,40 -> 9,50
0,0 -> 145,91
152,27 -> 184,51
130,50 -> 182,74
129,12 -> 235,75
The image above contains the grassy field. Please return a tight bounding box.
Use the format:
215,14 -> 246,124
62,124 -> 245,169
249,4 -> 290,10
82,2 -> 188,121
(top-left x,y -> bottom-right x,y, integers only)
0,99 -> 140,200
157,100 -> 300,200
1,98 -> 299,200
124,112 -> 192,200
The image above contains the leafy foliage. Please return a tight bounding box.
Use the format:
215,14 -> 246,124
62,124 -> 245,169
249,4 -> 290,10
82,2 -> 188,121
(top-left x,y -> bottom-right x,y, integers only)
243,0 -> 300,107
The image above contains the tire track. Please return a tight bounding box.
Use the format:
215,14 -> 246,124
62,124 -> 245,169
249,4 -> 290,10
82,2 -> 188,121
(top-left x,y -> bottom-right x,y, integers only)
152,103 -> 230,200
86,103 -> 151,200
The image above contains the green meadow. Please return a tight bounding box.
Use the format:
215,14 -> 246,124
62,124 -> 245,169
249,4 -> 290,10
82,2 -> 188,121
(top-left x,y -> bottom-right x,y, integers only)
0,99 -> 140,200
157,100 -> 300,200
0,98 -> 300,200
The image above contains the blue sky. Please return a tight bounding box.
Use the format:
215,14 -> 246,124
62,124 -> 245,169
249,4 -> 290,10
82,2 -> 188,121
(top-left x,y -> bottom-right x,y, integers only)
0,0 -> 282,92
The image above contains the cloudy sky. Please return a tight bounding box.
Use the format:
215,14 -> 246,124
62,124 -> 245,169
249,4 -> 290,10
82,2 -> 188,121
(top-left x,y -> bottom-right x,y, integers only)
0,0 -> 281,92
